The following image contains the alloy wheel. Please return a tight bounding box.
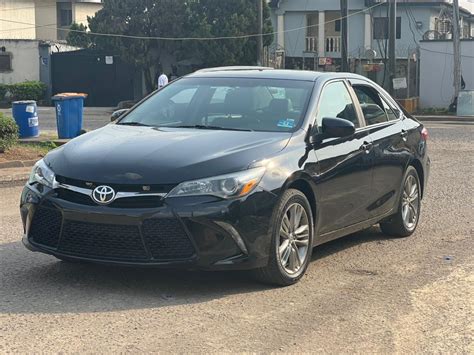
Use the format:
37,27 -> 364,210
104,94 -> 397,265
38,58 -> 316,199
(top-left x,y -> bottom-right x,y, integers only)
402,175 -> 420,231
278,203 -> 310,275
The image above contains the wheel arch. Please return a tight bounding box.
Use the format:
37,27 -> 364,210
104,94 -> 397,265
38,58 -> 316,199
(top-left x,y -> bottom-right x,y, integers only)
285,176 -> 317,222
409,159 -> 425,199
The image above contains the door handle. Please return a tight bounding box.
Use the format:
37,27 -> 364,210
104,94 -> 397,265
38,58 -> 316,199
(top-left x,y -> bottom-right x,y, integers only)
360,141 -> 373,153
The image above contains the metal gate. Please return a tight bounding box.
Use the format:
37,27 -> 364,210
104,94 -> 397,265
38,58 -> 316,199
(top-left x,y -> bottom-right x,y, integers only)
51,50 -> 136,107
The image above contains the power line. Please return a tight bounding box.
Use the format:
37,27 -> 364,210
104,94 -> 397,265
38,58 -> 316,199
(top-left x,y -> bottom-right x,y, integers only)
0,2 -> 385,41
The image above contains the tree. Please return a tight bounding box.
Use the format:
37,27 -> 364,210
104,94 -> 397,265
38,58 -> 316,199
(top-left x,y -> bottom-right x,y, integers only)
84,0 -> 198,92
67,23 -> 92,48
73,0 -> 274,93
190,0 -> 274,68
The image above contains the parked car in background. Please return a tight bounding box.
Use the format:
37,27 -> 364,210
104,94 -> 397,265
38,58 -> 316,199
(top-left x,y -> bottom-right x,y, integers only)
21,67 -> 430,286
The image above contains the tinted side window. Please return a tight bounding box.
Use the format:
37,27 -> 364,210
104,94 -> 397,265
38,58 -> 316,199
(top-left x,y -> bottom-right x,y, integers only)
316,81 -> 359,128
381,98 -> 398,121
353,85 -> 388,125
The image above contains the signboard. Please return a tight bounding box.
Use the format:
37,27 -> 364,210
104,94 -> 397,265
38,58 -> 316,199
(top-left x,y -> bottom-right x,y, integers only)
393,77 -> 408,90
318,57 -> 333,66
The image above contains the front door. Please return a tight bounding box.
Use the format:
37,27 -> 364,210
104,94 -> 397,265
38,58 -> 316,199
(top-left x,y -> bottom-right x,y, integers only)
312,80 -> 375,235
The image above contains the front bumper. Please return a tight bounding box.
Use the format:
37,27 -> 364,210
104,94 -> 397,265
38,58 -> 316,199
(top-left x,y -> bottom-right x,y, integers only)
20,184 -> 277,270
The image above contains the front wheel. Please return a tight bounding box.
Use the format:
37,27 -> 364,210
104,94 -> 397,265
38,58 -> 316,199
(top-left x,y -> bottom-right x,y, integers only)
380,166 -> 421,238
254,189 -> 314,286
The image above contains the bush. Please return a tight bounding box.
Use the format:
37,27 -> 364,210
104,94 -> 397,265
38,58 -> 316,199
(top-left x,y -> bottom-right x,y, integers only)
0,84 -> 7,101
8,81 -> 47,102
0,113 -> 19,153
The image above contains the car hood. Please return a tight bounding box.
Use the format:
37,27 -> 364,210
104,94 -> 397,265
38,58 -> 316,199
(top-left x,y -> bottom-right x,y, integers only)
46,125 -> 291,184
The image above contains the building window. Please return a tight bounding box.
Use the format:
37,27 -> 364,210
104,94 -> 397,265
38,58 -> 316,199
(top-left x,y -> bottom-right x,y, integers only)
0,53 -> 12,72
435,18 -> 451,34
335,19 -> 341,32
58,2 -> 73,27
373,17 -> 401,39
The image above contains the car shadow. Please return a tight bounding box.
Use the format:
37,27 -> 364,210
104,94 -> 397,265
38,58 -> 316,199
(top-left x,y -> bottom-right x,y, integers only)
0,226 -> 392,315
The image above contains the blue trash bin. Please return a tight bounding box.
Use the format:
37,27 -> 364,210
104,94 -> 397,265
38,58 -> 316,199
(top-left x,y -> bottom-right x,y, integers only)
52,94 -> 86,139
12,101 -> 39,138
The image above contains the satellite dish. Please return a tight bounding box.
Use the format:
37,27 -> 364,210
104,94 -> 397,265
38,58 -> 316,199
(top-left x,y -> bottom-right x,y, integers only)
365,49 -> 376,61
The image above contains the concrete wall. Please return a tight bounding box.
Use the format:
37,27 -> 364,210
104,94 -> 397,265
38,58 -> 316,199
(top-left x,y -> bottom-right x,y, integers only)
35,0 -> 57,41
0,0 -> 36,39
0,40 -> 40,84
419,39 -> 474,108
73,2 -> 102,25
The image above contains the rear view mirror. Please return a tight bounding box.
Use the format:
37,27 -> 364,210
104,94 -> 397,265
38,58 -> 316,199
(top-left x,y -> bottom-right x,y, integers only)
111,109 -> 129,122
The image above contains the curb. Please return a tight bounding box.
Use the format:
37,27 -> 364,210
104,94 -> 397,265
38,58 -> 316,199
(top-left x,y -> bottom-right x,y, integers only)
0,173 -> 29,188
0,160 -> 37,170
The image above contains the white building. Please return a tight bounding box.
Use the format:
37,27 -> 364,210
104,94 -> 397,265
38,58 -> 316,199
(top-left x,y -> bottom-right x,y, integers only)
0,0 -> 103,41
0,0 -> 102,88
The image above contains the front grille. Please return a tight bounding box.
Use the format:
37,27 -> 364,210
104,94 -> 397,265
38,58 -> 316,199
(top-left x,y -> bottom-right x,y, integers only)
59,221 -> 148,261
55,175 -> 175,193
55,189 -> 164,209
29,205 -> 62,248
142,219 -> 195,260
28,201 -> 196,262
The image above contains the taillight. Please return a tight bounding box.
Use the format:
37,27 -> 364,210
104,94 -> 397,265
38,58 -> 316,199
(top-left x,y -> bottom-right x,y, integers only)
421,127 -> 429,141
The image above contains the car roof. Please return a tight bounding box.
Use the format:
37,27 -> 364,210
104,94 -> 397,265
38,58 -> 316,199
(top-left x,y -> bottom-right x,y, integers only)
187,66 -> 369,82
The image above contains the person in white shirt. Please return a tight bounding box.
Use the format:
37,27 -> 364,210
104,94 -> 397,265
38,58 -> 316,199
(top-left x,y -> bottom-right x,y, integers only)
158,72 -> 169,89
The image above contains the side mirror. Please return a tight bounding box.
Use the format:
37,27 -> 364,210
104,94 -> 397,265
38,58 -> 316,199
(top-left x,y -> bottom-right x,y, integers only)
321,117 -> 355,138
111,109 -> 129,122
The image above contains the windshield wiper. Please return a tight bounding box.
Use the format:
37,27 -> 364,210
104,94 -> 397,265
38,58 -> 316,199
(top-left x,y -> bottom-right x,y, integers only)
117,122 -> 152,127
172,125 -> 253,132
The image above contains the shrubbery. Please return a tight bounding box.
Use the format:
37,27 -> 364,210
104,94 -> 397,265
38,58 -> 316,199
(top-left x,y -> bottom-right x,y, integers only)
0,84 -> 8,102
8,81 -> 47,102
0,113 -> 19,153
0,81 -> 47,103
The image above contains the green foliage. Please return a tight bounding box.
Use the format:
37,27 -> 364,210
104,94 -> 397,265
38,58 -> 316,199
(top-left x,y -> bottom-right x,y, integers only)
83,0 -> 273,92
190,0 -> 274,68
67,23 -> 92,48
0,113 -> 19,152
8,81 -> 47,102
0,84 -> 7,101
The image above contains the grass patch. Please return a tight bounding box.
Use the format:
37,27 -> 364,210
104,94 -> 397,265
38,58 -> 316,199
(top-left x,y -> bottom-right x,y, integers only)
0,141 -> 57,163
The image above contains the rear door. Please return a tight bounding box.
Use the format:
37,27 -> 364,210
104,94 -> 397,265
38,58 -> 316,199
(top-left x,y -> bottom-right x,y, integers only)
349,79 -> 410,218
312,80 -> 375,235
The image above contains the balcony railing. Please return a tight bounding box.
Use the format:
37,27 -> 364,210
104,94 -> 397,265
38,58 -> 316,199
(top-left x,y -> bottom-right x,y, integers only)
325,36 -> 341,53
305,37 -> 317,52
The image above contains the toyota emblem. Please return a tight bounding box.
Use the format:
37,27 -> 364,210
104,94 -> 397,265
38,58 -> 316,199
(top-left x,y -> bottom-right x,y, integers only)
91,185 -> 116,205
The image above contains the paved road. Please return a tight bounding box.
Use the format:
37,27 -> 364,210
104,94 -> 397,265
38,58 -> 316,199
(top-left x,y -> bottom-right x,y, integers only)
1,107 -> 114,133
0,122 -> 472,353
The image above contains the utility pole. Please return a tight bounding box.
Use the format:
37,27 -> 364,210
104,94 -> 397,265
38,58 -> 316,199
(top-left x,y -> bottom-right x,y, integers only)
388,0 -> 397,95
257,0 -> 264,66
452,0 -> 462,106
340,0 -> 349,72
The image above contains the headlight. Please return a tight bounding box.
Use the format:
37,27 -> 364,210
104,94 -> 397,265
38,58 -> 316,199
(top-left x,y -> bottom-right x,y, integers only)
28,159 -> 56,188
167,167 -> 266,199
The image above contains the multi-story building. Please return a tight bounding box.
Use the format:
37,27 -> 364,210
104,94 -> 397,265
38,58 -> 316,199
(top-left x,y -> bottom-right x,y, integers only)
269,0 -> 474,66
0,0 -> 103,41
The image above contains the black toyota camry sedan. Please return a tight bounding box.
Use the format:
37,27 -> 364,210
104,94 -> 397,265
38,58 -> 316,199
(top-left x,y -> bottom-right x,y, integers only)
21,67 -> 430,286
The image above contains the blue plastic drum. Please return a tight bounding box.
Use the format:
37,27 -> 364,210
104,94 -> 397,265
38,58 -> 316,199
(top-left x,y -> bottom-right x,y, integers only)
12,101 -> 39,138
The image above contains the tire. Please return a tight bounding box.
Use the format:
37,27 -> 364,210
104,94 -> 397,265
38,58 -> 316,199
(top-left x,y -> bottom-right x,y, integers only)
254,189 -> 314,286
380,166 -> 421,238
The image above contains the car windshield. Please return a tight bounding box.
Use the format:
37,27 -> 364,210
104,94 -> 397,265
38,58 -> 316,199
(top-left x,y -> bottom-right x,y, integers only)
118,77 -> 314,132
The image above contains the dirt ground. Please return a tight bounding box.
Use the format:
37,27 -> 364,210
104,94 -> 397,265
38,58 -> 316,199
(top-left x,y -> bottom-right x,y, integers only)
0,121 -> 472,353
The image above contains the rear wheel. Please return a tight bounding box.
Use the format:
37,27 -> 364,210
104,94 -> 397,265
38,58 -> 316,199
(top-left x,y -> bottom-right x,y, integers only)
380,166 -> 421,237
254,189 -> 314,286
